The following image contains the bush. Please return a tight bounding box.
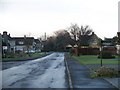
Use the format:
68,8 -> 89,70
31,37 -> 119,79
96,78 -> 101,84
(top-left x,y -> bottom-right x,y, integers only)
95,66 -> 118,77
98,51 -> 115,59
15,52 -> 27,58
5,53 -> 15,58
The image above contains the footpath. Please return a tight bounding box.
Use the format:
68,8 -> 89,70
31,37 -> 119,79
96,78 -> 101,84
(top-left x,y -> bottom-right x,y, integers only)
65,54 -> 119,90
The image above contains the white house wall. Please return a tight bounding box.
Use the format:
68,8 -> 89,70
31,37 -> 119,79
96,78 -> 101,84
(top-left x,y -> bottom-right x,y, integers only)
15,46 -> 25,51
15,45 -> 34,52
10,41 -> 15,47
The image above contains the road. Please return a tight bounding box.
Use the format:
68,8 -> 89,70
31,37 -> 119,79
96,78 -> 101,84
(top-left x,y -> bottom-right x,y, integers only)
2,52 -> 68,88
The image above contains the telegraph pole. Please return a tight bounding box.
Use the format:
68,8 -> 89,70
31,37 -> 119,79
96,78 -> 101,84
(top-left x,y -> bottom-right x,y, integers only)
100,40 -> 103,67
45,32 -> 46,54
117,32 -> 120,60
45,32 -> 46,41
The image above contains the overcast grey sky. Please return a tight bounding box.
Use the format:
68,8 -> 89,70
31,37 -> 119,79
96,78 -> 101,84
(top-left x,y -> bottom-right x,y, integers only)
0,0 -> 119,39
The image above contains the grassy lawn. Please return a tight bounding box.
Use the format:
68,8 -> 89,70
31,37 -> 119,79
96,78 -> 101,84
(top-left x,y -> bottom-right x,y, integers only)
72,55 -> 119,65
2,52 -> 47,61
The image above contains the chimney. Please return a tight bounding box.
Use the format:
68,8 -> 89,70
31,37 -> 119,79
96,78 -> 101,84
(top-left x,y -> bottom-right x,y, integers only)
3,31 -> 8,43
24,35 -> 26,39
117,32 -> 120,45
8,33 -> 10,37
117,32 -> 120,38
3,31 -> 7,35
92,32 -> 94,35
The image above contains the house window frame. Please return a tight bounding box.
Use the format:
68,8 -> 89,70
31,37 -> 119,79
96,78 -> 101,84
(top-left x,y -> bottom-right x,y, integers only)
18,41 -> 24,45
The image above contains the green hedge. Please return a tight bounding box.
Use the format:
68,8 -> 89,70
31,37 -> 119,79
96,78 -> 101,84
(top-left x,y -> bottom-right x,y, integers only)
98,51 -> 115,59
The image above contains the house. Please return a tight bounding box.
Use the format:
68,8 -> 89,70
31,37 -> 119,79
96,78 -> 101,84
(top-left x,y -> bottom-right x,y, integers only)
69,32 -> 101,55
34,39 -> 42,52
89,32 -> 101,48
102,38 -> 114,46
102,38 -> 117,55
12,36 -> 35,52
2,31 -> 38,53
80,32 -> 101,48
9,40 -> 15,53
2,31 -> 11,54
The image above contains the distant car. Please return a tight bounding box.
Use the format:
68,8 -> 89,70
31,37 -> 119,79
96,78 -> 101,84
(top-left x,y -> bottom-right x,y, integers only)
25,50 -> 35,53
35,50 -> 41,52
29,50 -> 35,53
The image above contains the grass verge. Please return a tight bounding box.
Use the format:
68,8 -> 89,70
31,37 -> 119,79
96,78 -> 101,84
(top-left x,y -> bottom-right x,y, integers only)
72,55 -> 119,78
2,52 -> 47,62
72,55 -> 119,65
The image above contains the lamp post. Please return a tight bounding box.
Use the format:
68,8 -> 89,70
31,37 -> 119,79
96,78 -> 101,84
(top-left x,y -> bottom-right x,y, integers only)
100,40 -> 103,67
116,45 -> 120,55
117,32 -> 120,59
44,32 -> 47,54
100,46 -> 103,66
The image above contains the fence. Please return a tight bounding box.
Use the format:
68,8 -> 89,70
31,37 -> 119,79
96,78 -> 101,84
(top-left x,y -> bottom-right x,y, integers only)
78,48 -> 100,55
78,47 -> 117,55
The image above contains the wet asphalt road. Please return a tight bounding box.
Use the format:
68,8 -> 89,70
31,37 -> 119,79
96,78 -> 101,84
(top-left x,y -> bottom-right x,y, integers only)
2,53 -> 119,89
2,53 -> 68,88
2,61 -> 28,70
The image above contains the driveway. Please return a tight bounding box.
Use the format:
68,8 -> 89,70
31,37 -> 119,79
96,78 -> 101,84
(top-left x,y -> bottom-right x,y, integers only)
2,52 -> 68,88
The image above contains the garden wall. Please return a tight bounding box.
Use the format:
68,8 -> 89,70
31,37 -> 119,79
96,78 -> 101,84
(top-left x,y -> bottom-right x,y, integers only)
78,48 -> 100,55
78,47 -> 117,55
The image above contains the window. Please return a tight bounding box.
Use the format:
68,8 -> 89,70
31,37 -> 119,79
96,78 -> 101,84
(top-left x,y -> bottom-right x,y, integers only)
11,48 -> 13,50
2,38 -> 4,42
19,41 -> 24,44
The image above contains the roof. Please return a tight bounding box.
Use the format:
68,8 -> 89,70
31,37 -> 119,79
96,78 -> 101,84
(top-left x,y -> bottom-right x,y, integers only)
73,44 -> 78,47
66,44 -> 72,47
102,38 -> 114,46
80,35 -> 92,46
104,38 -> 113,43
2,41 -> 10,46
34,39 -> 41,44
79,32 -> 100,46
2,35 -> 12,40
12,37 -> 34,46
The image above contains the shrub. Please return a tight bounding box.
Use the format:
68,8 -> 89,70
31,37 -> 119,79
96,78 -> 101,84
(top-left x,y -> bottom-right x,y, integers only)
95,66 -> 118,77
98,51 -> 115,59
5,53 -> 15,58
15,52 -> 27,58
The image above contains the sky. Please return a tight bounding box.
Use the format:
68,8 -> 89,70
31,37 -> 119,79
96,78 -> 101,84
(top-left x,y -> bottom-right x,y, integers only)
0,0 -> 119,39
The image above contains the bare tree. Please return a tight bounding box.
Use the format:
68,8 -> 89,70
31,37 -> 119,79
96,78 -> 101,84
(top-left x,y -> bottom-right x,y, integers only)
69,24 -> 80,43
79,25 -> 93,36
69,24 -> 93,45
54,29 -> 72,51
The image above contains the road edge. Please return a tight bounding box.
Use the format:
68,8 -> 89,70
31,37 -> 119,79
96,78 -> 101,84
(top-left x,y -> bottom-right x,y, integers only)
64,53 -> 73,89
103,78 -> 119,90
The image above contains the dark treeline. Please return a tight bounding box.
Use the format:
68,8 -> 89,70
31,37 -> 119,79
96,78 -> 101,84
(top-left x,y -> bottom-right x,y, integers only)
42,23 -> 101,52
